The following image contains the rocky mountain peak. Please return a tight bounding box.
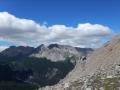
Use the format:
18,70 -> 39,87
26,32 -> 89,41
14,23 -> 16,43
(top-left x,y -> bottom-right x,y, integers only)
35,44 -> 47,52
48,44 -> 60,49
31,44 -> 93,62
37,44 -> 46,48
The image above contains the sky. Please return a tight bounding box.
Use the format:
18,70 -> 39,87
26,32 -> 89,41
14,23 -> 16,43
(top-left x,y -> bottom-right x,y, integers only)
0,0 -> 120,51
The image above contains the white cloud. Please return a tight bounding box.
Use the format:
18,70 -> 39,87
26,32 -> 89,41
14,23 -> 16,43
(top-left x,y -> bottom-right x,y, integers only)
0,12 -> 113,48
0,46 -> 9,52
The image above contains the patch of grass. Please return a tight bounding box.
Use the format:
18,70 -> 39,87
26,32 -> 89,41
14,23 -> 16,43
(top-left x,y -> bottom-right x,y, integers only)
103,76 -> 120,90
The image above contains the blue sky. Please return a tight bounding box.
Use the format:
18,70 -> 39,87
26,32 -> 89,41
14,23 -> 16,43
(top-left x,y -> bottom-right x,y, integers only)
0,0 -> 119,50
0,0 -> 120,30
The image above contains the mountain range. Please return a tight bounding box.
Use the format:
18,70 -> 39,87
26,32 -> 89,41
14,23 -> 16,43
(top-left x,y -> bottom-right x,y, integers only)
0,43 -> 93,90
1,44 -> 93,62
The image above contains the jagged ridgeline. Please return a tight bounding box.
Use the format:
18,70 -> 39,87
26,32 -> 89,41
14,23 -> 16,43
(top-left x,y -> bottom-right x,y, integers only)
0,44 -> 93,90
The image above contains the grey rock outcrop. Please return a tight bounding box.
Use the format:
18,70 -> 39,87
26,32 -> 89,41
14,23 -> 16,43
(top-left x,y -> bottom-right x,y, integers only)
84,34 -> 120,77
62,34 -> 120,83
31,44 -> 93,62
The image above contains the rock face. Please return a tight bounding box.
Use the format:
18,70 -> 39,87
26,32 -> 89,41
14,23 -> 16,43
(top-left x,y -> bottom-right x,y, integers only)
31,44 -> 93,62
63,34 -> 120,83
40,34 -> 120,90
84,34 -> 120,77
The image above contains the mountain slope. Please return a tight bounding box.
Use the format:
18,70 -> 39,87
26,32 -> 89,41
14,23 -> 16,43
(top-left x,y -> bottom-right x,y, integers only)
63,35 -> 120,83
84,34 -> 120,77
31,44 -> 93,62
40,34 -> 120,90
1,46 -> 34,57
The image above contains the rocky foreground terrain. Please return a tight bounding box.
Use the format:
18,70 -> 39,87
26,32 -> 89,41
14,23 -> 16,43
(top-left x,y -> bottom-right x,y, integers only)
39,35 -> 120,90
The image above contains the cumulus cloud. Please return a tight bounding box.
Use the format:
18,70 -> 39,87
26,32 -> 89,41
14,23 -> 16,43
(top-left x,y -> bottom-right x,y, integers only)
0,12 -> 113,48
